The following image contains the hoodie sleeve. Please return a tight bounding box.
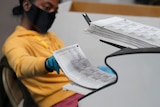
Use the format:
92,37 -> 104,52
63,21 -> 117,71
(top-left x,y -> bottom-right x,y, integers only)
2,37 -> 48,78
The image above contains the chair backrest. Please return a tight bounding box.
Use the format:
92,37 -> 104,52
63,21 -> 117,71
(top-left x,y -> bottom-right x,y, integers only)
2,66 -> 23,107
0,56 -> 38,107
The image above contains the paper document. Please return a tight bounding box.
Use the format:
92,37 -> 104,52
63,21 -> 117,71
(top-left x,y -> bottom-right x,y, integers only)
63,82 -> 93,95
53,44 -> 116,89
86,17 -> 160,48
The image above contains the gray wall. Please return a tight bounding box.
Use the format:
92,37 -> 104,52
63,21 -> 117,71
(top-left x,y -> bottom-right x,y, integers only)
0,0 -> 19,58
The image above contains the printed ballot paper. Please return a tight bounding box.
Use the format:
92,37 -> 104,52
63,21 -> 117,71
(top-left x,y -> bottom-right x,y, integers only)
86,17 -> 160,49
53,44 -> 116,90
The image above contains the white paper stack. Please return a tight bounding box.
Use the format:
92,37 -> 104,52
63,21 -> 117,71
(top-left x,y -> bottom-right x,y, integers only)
86,17 -> 160,49
53,44 -> 116,90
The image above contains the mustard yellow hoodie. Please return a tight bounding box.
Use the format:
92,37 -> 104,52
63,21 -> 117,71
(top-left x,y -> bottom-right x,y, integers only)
2,26 -> 75,107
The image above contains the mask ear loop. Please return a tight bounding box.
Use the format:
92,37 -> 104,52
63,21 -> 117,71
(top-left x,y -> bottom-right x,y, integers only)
22,0 -> 33,12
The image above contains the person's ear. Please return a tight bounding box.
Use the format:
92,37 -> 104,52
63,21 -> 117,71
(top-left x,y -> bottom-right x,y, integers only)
23,0 -> 32,12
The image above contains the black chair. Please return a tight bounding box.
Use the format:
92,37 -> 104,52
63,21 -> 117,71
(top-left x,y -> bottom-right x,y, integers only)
2,66 -> 23,107
0,56 -> 38,107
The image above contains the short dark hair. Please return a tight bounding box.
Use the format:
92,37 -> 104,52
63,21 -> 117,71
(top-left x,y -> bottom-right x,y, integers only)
12,0 -> 35,16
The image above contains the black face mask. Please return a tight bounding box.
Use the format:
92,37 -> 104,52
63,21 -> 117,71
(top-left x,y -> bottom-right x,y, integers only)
26,4 -> 56,33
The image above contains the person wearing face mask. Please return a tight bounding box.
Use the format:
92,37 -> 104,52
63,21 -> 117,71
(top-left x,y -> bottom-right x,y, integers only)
2,0 -> 115,107
2,0 -> 83,107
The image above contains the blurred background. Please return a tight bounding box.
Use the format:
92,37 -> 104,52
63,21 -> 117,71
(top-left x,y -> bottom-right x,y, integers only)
0,0 -> 160,57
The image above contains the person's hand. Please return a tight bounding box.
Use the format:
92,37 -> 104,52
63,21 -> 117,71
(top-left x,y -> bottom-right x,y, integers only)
98,65 -> 115,75
45,56 -> 60,74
